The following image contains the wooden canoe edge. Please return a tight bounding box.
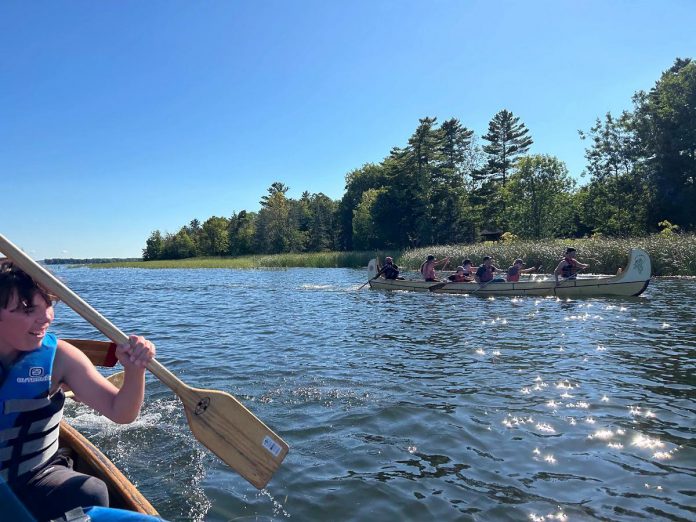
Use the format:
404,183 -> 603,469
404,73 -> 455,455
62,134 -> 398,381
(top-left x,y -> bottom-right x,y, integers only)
59,420 -> 158,516
63,339 -> 119,367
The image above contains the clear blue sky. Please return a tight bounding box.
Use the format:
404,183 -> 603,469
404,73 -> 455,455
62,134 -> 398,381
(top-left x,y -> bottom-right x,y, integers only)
2,1 -> 695,259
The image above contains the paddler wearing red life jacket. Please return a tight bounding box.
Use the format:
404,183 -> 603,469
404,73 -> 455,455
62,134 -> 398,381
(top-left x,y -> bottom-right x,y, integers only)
554,247 -> 589,284
506,258 -> 537,282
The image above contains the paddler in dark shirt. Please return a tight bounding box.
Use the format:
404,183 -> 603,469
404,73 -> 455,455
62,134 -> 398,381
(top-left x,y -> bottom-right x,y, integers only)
380,256 -> 403,280
475,256 -> 502,283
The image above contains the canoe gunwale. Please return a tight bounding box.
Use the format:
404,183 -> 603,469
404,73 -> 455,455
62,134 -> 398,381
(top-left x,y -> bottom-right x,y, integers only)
59,418 -> 158,516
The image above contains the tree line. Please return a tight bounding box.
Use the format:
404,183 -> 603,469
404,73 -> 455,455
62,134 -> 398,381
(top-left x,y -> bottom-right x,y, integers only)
143,58 -> 696,260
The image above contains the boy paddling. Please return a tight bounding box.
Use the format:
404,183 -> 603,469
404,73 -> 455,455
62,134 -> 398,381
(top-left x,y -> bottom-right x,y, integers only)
0,261 -> 156,521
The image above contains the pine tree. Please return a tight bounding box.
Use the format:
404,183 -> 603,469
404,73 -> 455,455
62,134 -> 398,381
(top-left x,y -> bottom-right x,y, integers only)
481,109 -> 533,185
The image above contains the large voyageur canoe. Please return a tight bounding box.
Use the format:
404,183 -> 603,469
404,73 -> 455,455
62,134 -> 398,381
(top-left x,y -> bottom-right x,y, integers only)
367,248 -> 651,297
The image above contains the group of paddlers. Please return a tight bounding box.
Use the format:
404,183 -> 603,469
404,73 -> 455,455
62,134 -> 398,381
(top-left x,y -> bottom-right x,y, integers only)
377,247 -> 589,285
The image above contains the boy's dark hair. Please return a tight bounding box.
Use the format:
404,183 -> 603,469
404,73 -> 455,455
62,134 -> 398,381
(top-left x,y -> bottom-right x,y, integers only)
463,259 -> 472,265
565,247 -> 576,254
0,261 -> 53,311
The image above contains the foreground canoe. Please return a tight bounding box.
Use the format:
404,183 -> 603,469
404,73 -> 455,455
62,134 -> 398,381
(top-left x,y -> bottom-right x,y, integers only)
367,248 -> 651,297
58,419 -> 159,516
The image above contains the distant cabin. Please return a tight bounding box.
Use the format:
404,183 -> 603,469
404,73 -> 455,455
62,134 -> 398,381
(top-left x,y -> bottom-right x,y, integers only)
480,229 -> 503,242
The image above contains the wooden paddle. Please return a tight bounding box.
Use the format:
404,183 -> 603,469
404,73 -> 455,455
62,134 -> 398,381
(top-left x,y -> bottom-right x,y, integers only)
555,265 -> 588,286
358,272 -> 381,291
359,257 -> 382,290
469,278 -> 495,295
0,233 -> 288,489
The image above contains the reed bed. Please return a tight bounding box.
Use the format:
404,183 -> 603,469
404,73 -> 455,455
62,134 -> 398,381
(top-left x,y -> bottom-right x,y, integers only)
92,234 -> 696,276
92,251 -> 400,270
398,234 -> 696,276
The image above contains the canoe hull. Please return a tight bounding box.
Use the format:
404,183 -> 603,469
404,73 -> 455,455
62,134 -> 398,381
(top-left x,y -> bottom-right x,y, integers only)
59,420 -> 158,516
368,248 -> 651,298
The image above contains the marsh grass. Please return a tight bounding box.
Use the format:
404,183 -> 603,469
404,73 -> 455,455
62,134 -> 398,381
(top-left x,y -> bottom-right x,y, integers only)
92,234 -> 696,276
399,234 -> 696,276
92,250 -> 400,270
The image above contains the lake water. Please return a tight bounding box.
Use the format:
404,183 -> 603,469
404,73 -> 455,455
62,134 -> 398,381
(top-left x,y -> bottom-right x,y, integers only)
50,266 -> 695,521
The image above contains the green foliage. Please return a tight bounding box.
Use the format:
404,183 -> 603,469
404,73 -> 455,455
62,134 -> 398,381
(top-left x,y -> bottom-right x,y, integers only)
163,230 -> 197,259
200,216 -> 230,256
633,59 -> 696,230
658,220 -> 679,236
579,111 -> 648,236
143,230 -> 164,261
504,155 -> 576,239
352,189 -> 384,250
228,210 -> 256,255
140,57 -> 696,261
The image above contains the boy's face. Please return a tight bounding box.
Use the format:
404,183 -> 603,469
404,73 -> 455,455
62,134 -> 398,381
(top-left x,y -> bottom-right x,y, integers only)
0,292 -> 54,353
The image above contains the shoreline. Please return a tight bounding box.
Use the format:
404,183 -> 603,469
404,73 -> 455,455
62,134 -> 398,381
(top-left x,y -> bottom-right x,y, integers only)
80,234 -> 696,277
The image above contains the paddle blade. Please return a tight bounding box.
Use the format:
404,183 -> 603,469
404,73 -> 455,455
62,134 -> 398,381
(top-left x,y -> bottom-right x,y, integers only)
107,371 -> 125,389
179,386 -> 289,489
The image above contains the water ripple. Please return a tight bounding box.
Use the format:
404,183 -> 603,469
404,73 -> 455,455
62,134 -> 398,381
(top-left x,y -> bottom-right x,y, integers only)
50,267 -> 695,521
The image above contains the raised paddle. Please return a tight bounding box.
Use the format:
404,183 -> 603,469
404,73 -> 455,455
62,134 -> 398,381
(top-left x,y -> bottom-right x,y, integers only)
359,257 -> 382,290
0,233 -> 288,489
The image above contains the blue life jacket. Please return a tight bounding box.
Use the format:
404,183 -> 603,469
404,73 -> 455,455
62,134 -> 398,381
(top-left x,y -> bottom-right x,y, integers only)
0,333 -> 65,484
55,506 -> 166,521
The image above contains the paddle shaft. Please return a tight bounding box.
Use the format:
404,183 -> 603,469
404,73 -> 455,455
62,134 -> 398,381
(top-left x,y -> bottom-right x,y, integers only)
0,233 -> 288,489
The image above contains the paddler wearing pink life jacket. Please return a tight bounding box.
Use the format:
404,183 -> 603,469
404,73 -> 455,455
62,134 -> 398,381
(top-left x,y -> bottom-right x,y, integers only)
506,258 -> 537,282
554,247 -> 589,283
420,254 -> 450,282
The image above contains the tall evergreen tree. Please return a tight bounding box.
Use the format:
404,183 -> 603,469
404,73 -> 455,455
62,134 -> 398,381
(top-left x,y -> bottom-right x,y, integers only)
481,109 -> 533,185
405,117 -> 440,245
474,110 -> 534,232
256,182 -> 292,253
